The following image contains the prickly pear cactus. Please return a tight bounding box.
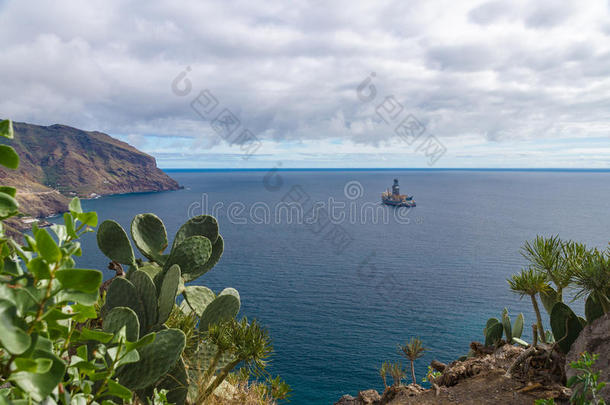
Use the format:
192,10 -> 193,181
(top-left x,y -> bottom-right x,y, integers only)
484,318 -> 503,347
131,213 -> 169,263
539,287 -> 559,316
550,302 -> 583,354
183,285 -> 216,316
585,294 -> 604,324
96,212 -> 239,403
97,220 -> 136,266
512,313 -> 524,339
103,306 -> 140,342
501,308 -> 512,342
484,318 -> 499,336
158,264 -> 181,324
193,340 -> 236,375
130,270 -> 159,333
199,288 -> 241,332
139,262 -> 163,281
136,358 -> 188,405
172,215 -> 219,250
197,235 -> 224,279
164,236 -> 212,282
105,277 -> 146,329
115,328 -> 186,390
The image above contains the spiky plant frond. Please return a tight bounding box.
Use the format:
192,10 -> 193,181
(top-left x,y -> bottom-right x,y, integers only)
571,249 -> 610,313
521,235 -> 572,298
507,267 -> 550,298
398,337 -> 426,361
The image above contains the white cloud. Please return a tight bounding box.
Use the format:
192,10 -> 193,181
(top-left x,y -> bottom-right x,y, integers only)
0,0 -> 608,167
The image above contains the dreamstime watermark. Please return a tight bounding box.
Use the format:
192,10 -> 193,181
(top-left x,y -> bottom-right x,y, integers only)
187,180 -> 415,227
171,67 -> 262,159
356,72 -> 447,165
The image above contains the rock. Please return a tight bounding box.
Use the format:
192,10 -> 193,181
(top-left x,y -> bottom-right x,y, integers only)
334,389 -> 381,405
359,389 -> 381,404
566,312 -> 610,402
335,394 -> 358,405
380,384 -> 425,404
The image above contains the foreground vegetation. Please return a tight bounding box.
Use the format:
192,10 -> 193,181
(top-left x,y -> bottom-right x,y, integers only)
0,119 -> 289,404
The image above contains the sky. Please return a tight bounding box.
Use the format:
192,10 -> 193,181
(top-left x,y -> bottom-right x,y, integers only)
0,0 -> 609,168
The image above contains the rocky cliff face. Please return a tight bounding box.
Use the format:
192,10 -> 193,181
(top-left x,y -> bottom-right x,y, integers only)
0,122 -> 180,224
566,313 -> 610,402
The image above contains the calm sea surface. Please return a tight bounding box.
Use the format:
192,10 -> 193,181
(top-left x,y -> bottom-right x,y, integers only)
68,169 -> 610,404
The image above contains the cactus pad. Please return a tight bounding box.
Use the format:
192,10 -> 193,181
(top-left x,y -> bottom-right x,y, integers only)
164,236 -> 212,282
103,306 -> 140,342
539,287 -> 559,316
198,235 -> 224,278
183,285 -> 216,316
484,322 -> 503,347
172,215 -> 219,250
139,262 -> 163,282
585,294 -> 604,324
512,313 -> 524,339
550,302 -> 583,354
116,328 -> 186,390
131,213 -> 168,263
198,288 -> 240,332
97,220 -> 135,266
130,270 -> 159,333
105,277 -> 146,326
158,264 -> 181,324
501,308 -> 512,342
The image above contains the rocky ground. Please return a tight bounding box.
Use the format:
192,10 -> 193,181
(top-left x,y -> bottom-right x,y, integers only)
336,314 -> 610,405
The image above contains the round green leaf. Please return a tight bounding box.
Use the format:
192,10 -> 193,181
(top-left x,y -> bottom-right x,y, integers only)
0,300 -> 31,355
0,145 -> 19,169
55,268 -> 102,293
10,349 -> 65,402
0,191 -> 19,219
35,229 -> 61,263
0,119 -> 13,139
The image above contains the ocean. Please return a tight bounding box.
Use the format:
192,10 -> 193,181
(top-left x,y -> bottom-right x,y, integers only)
69,169 -> 610,404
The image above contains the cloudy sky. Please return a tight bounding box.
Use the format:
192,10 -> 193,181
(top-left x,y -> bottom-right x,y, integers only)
1,0 -> 609,168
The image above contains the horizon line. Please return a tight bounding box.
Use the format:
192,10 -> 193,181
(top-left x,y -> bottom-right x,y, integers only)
162,167 -> 610,172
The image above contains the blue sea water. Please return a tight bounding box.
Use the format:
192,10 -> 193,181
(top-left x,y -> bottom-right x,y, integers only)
70,169 -> 610,404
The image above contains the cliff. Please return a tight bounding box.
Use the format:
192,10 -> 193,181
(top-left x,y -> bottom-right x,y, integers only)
0,122 -> 180,227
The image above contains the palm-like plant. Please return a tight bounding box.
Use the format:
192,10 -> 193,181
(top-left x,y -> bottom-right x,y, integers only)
522,235 -> 571,301
388,361 -> 406,387
200,318 -> 273,401
571,249 -> 610,314
398,337 -> 426,384
379,361 -> 390,389
508,267 -> 550,338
